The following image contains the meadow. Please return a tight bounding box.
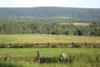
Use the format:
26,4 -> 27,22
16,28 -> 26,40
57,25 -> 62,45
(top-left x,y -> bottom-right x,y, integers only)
0,48 -> 100,67
0,34 -> 100,67
0,34 -> 100,43
0,34 -> 100,48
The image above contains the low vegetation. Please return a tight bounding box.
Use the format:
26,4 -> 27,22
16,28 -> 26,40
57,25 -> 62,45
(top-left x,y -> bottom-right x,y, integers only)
0,48 -> 100,67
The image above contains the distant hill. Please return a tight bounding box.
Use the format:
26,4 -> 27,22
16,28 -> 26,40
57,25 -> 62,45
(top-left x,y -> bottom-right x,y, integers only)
0,7 -> 100,20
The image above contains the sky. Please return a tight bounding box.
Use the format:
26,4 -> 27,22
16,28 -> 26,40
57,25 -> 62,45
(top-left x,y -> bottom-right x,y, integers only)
0,0 -> 100,8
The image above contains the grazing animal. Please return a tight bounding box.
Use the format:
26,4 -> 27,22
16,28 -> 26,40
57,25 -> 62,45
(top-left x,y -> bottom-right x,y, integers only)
4,54 -> 11,61
59,53 -> 70,62
34,51 -> 55,63
34,51 -> 41,63
34,51 -> 70,63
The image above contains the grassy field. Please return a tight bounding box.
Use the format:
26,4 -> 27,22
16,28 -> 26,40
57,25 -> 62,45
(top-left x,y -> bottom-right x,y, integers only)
0,34 -> 100,67
0,34 -> 100,44
0,48 -> 100,67
0,48 -> 99,57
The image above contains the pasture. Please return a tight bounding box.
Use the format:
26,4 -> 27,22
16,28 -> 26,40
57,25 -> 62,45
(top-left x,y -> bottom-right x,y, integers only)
0,34 -> 100,48
0,48 -> 100,67
0,34 -> 100,67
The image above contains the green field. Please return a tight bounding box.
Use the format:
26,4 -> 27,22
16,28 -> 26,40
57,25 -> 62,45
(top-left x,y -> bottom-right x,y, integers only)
0,48 -> 100,67
0,48 -> 99,57
0,34 -> 100,44
0,34 -> 100,67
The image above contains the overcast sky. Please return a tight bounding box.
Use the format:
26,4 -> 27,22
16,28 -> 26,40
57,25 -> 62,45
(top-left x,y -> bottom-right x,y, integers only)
0,0 -> 100,8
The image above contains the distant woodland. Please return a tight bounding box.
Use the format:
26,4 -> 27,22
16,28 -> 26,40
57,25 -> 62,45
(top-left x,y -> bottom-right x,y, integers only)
0,7 -> 100,35
0,18 -> 100,36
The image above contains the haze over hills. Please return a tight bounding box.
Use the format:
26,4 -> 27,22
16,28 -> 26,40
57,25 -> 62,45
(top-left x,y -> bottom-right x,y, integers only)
0,7 -> 100,35
0,7 -> 100,20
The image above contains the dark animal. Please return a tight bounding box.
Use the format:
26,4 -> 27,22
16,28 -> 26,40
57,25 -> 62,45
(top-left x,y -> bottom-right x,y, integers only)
33,51 -> 41,63
34,51 -> 70,63
34,51 -> 56,63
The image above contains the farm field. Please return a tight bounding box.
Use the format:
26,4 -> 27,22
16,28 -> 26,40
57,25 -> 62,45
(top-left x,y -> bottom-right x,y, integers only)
0,34 -> 100,48
0,34 -> 100,67
0,48 -> 100,67
0,34 -> 100,44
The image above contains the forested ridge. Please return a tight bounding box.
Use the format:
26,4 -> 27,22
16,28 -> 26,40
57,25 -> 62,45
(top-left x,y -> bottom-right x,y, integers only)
0,7 -> 100,21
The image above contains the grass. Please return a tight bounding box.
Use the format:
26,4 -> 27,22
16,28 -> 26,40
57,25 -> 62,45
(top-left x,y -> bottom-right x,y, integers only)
0,48 -> 99,57
0,34 -> 99,67
0,48 -> 100,67
0,34 -> 100,44
0,61 -> 23,67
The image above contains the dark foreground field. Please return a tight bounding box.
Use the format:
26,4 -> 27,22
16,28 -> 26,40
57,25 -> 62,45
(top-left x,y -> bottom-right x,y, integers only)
0,48 -> 100,67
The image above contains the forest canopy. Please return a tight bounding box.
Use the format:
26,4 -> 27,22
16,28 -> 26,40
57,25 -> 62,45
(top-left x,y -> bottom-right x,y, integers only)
0,18 -> 100,36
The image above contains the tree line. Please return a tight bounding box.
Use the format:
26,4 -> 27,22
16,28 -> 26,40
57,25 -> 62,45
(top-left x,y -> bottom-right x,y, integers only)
0,18 -> 100,36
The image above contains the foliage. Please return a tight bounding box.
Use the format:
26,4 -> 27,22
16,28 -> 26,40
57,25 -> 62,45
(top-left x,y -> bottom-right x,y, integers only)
0,19 -> 100,36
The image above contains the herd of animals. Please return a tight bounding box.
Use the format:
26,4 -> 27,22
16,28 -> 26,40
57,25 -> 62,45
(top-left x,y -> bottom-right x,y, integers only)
4,51 -> 71,63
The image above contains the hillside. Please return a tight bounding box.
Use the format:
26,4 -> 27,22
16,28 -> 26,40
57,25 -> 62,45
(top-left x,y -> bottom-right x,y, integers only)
0,7 -> 100,20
